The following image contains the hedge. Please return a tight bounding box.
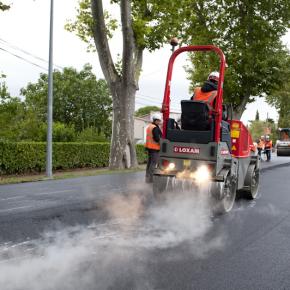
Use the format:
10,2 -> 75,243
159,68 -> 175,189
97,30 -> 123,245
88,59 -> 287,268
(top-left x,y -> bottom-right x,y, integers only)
0,142 -> 147,175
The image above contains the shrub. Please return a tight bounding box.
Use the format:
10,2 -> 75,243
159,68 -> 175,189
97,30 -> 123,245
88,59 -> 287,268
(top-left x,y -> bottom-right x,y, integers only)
76,127 -> 108,142
0,142 -> 146,175
136,144 -> 147,164
52,122 -> 76,142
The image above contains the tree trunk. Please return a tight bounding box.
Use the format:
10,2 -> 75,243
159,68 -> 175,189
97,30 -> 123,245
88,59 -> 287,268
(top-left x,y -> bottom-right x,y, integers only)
233,96 -> 249,120
109,82 -> 138,169
232,110 -> 243,120
91,0 -> 142,169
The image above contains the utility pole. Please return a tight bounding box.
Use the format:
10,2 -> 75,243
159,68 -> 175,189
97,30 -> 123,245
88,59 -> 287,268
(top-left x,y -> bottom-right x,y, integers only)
46,0 -> 54,178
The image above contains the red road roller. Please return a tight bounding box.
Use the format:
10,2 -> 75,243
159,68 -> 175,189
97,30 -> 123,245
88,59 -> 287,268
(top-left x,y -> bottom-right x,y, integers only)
153,45 -> 260,214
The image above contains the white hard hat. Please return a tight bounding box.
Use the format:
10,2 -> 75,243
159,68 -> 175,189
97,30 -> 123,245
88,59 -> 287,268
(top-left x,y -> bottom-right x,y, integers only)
152,113 -> 162,121
261,135 -> 265,139
208,71 -> 220,82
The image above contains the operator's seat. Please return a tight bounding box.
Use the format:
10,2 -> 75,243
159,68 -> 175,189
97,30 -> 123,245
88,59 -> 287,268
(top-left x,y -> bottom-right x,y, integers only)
181,100 -> 211,131
166,100 -> 231,149
166,100 -> 214,144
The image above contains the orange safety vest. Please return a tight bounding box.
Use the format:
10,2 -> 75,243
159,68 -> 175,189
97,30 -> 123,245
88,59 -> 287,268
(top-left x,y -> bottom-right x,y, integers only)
145,124 -> 160,150
264,140 -> 272,149
257,140 -> 265,149
193,87 -> 217,108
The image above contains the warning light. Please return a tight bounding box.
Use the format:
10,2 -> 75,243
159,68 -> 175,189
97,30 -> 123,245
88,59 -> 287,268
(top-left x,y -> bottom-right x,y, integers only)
232,122 -> 240,129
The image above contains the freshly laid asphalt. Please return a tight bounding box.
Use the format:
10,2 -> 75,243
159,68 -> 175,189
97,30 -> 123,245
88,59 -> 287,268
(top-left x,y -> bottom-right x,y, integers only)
0,171 -> 150,243
0,154 -> 290,290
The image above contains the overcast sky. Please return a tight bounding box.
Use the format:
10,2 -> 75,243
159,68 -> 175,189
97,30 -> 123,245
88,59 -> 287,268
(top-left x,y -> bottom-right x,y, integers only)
0,0 -> 289,123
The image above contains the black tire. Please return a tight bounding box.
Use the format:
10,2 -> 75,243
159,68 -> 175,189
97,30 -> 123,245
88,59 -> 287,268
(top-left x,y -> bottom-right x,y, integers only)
239,164 -> 260,199
211,174 -> 237,215
277,151 -> 281,156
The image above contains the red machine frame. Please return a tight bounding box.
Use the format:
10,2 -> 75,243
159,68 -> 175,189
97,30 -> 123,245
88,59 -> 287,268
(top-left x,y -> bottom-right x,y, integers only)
161,45 -> 226,143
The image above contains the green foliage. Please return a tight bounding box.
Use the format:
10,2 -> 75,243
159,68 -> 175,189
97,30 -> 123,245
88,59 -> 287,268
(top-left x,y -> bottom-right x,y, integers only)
248,120 -> 266,142
135,105 -> 160,117
135,143 -> 147,164
277,115 -> 290,128
0,74 -> 10,99
249,120 -> 278,143
17,115 -> 46,142
65,0 -> 95,52
76,127 -> 108,142
21,64 -> 112,133
0,142 -> 146,175
67,0 -> 290,120
266,54 -> 290,128
65,0 -> 118,52
0,80 -> 26,141
1,66 -> 112,142
51,122 -> 76,142
0,1 -> 10,11
66,1 -> 196,52
0,98 -> 77,142
185,0 -> 290,114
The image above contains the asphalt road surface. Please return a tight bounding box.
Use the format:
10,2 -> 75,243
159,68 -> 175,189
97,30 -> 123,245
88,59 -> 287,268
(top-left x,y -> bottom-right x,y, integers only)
0,156 -> 290,290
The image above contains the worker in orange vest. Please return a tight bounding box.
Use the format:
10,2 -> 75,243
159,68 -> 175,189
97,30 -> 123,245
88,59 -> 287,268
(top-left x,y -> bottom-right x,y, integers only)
264,135 -> 273,161
257,135 -> 265,157
145,113 -> 162,183
191,71 -> 219,108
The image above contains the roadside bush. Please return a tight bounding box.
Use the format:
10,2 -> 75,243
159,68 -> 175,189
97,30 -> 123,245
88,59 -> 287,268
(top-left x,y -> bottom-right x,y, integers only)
51,122 -> 76,142
76,127 -> 108,142
0,142 -> 146,175
136,144 -> 147,164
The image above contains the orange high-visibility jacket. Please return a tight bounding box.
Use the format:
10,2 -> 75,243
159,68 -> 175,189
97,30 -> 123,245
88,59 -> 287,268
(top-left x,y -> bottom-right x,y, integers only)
193,87 -> 217,108
264,140 -> 272,149
145,124 -> 160,150
257,140 -> 265,149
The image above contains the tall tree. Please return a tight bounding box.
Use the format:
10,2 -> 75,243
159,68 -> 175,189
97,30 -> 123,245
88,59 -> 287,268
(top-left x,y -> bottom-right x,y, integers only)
185,0 -> 290,119
266,82 -> 290,128
249,119 -> 277,142
135,106 -> 160,117
0,75 -> 79,142
0,76 -> 25,141
255,110 -> 260,121
21,64 -> 112,136
67,0 -> 290,168
66,0 -> 196,169
266,53 -> 290,128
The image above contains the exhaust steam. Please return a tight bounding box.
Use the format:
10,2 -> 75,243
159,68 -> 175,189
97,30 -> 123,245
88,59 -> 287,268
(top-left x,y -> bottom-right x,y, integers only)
0,185 -> 225,290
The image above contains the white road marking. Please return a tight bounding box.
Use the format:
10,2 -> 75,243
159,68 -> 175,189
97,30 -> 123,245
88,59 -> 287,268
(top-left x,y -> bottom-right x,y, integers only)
0,241 -> 31,251
35,189 -> 74,195
0,189 -> 75,200
0,205 -> 32,213
0,196 -> 24,201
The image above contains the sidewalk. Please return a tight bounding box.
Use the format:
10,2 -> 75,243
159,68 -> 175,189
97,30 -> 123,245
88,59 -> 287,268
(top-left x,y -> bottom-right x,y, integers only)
260,153 -> 290,172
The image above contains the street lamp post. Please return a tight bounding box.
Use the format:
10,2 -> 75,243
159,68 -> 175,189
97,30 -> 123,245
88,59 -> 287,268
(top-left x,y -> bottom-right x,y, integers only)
46,0 -> 54,178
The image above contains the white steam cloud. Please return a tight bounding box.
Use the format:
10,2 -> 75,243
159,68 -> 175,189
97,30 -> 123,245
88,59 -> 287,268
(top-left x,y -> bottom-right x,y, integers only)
0,186 -> 226,290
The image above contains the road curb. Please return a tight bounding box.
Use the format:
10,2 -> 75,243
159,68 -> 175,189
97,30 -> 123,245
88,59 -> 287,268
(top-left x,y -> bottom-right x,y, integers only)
260,161 -> 290,173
